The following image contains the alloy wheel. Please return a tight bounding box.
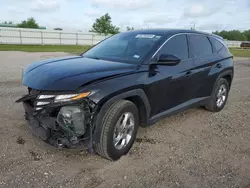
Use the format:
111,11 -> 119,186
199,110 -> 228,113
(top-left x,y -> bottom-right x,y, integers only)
113,112 -> 135,150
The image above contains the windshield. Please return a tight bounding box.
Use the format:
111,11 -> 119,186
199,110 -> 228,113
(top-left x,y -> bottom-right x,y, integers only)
83,32 -> 163,64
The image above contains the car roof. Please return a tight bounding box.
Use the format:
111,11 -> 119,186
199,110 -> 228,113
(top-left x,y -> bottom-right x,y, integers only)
126,28 -> 223,40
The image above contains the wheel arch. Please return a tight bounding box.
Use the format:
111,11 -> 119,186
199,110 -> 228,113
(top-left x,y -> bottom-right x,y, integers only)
210,69 -> 233,98
217,70 -> 233,89
92,89 -> 151,131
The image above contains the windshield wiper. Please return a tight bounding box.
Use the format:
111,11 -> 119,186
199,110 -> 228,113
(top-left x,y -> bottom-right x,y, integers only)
84,56 -> 101,60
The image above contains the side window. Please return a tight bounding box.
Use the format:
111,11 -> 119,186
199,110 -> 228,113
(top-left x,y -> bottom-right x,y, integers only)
189,35 -> 213,57
209,37 -> 224,52
159,34 -> 188,60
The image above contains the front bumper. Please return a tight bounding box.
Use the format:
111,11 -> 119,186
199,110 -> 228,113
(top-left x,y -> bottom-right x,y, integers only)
23,102 -> 52,141
21,97 -> 93,149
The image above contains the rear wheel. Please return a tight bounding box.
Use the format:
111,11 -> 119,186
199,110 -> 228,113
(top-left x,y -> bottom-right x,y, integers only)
94,100 -> 139,160
205,78 -> 229,112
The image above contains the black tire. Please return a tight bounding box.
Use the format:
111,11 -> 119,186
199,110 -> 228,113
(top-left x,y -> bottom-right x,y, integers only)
93,100 -> 139,160
205,78 -> 229,112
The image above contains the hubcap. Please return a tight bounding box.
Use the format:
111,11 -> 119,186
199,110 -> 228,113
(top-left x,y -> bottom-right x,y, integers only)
216,84 -> 227,108
113,112 -> 135,150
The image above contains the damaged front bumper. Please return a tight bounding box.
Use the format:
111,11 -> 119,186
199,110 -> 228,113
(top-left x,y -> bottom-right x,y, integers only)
17,89 -> 94,149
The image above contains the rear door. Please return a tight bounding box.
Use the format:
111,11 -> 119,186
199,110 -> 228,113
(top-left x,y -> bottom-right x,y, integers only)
188,34 -> 218,98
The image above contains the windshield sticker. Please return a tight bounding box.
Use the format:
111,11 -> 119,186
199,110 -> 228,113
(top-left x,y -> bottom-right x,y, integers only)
136,34 -> 155,39
133,55 -> 140,59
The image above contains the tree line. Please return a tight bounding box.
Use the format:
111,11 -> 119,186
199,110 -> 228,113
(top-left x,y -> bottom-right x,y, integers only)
2,15 -> 249,41
1,17 -> 61,30
213,30 -> 250,41
2,18 -> 40,29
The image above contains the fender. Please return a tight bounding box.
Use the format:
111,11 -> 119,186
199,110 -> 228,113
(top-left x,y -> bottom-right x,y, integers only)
208,69 -> 233,99
92,89 -> 151,121
215,69 -> 233,88
218,69 -> 233,80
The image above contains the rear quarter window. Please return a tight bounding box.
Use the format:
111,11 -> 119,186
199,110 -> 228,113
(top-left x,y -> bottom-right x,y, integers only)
209,37 -> 225,52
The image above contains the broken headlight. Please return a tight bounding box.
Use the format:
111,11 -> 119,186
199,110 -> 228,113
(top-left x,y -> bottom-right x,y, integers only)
57,106 -> 86,136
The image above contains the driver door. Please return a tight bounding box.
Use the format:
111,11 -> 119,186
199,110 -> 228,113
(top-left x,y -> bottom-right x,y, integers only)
147,34 -> 196,116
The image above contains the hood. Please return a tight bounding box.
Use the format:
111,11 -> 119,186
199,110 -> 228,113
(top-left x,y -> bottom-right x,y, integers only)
22,56 -> 137,91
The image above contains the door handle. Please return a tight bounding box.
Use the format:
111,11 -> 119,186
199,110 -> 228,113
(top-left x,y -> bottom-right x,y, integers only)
186,71 -> 192,75
216,63 -> 222,68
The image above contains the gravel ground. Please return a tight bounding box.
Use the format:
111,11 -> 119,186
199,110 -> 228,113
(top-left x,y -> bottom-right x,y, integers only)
0,51 -> 250,188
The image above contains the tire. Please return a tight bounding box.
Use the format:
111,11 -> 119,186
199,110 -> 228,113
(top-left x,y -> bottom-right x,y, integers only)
205,78 -> 229,112
93,100 -> 139,160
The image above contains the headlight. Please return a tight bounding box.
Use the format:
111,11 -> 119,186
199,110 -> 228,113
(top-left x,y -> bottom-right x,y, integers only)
54,94 -> 78,102
37,95 -> 55,99
37,92 -> 90,103
57,106 -> 86,136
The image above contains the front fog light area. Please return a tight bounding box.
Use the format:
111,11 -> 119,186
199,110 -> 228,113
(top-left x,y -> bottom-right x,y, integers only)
57,106 -> 86,136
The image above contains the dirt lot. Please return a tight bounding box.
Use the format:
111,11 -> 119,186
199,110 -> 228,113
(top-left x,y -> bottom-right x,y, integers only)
0,51 -> 250,188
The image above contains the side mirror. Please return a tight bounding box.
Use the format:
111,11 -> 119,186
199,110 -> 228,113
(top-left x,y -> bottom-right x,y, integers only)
156,54 -> 181,65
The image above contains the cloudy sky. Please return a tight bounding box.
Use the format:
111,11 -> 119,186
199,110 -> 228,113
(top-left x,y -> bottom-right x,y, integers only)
1,0 -> 250,32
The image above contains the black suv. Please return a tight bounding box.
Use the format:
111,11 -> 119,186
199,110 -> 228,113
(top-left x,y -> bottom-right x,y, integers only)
17,29 -> 234,160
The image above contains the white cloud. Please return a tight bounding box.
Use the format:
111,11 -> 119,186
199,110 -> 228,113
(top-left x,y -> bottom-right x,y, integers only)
7,5 -> 25,15
1,0 -> 249,32
144,14 -> 175,25
84,8 -> 102,17
30,0 -> 65,12
90,0 -> 153,10
197,23 -> 225,31
183,4 -> 216,18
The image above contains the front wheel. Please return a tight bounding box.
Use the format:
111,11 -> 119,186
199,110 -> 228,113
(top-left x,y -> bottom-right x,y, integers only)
205,78 -> 230,112
94,100 -> 139,160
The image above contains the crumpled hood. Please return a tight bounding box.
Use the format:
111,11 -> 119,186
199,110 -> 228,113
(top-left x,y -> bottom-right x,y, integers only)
22,56 -> 137,91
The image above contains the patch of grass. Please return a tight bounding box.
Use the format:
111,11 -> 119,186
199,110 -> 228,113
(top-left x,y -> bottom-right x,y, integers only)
1,45 -> 250,57
230,48 -> 250,57
0,44 -> 91,54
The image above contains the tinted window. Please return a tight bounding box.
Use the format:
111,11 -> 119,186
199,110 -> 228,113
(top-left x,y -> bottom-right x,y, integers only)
190,35 -> 213,57
159,35 -> 188,60
209,37 -> 224,52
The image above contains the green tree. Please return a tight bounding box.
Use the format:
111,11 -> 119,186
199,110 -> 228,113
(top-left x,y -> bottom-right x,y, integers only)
89,13 -> 119,35
2,21 -> 13,24
17,17 -> 39,29
243,30 -> 250,41
126,26 -> 134,31
212,30 -> 248,41
228,30 -> 247,41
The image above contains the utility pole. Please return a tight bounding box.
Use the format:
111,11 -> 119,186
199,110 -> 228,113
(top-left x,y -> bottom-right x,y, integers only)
191,21 -> 196,30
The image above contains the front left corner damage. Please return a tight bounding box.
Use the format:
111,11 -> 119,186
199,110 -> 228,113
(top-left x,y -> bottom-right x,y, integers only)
22,97 -> 95,149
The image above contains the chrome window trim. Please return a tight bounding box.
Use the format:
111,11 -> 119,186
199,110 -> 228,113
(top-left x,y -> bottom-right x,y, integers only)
151,32 -> 226,60
152,33 -> 189,59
